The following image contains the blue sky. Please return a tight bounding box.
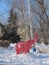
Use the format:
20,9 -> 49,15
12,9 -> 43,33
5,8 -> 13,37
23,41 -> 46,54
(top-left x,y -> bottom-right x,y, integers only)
0,0 -> 28,25
0,0 -> 9,25
0,0 -> 49,25
44,0 -> 49,16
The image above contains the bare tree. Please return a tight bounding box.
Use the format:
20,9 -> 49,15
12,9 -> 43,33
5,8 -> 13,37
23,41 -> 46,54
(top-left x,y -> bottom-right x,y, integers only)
31,0 -> 49,43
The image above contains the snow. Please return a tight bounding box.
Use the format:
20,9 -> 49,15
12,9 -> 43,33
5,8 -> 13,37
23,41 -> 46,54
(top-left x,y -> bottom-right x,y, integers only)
0,46 -> 49,65
10,43 -> 16,47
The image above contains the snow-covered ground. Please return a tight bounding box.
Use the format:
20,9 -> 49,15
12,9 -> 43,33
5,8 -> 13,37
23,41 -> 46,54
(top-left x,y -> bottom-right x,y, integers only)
0,46 -> 49,65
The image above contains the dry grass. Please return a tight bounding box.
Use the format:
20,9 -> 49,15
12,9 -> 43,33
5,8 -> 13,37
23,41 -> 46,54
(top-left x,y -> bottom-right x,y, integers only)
0,40 -> 10,47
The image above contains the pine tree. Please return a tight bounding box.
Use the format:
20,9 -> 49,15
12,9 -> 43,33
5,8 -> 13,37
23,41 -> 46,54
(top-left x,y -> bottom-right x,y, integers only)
0,8 -> 20,43
7,8 -> 20,43
8,8 -> 18,25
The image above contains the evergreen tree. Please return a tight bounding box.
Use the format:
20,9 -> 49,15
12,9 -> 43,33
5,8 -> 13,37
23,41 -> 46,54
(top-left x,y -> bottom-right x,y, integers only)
7,8 -> 20,43
0,8 -> 20,43
8,8 -> 18,25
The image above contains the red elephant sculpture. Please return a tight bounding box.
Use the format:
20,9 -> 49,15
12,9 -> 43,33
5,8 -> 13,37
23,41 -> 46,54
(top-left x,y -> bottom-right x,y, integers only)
15,32 -> 38,54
